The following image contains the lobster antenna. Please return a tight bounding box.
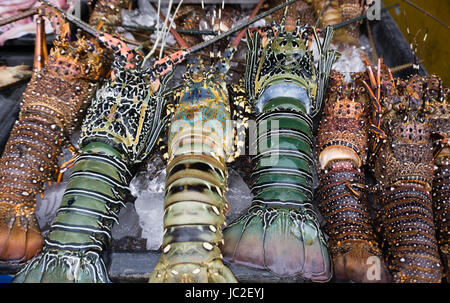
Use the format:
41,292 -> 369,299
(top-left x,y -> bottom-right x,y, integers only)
210,0 -> 265,76
402,9 -> 427,72
189,0 -> 297,54
158,0 -> 184,59
414,27 -> 428,70
146,0 -> 172,63
314,0 -> 328,28
151,0 -> 189,49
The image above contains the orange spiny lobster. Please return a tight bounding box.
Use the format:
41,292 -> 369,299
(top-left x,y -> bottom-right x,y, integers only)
316,70 -> 391,282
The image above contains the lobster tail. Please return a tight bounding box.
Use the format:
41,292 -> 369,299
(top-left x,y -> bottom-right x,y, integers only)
149,155 -> 236,283
223,109 -> 331,281
315,71 -> 390,282
433,160 -> 449,281
0,112 -> 63,261
378,185 -> 443,282
316,162 -> 390,282
13,144 -> 131,283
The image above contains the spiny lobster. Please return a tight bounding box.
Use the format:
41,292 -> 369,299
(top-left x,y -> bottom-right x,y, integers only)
365,59 -> 443,282
421,75 -> 449,282
222,15 -> 340,281
316,70 -> 390,282
0,6 -> 110,263
269,0 -> 316,29
149,0 -> 267,283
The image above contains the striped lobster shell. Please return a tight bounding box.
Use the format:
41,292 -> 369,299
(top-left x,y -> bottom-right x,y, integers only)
222,20 -> 339,281
316,70 -> 390,282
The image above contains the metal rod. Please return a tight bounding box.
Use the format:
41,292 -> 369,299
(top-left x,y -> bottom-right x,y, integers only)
188,0 -> 299,53
0,7 -> 38,27
106,23 -> 218,35
402,0 -> 449,30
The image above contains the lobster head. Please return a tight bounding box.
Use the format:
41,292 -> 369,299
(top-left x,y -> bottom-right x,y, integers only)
79,60 -> 167,164
46,37 -> 109,82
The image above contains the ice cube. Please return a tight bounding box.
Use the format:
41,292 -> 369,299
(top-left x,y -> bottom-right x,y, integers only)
111,202 -> 141,240
133,169 -> 166,250
35,181 -> 67,234
332,45 -> 367,83
225,168 -> 253,223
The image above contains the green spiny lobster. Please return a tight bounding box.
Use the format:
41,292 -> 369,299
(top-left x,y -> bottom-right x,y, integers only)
222,14 -> 340,281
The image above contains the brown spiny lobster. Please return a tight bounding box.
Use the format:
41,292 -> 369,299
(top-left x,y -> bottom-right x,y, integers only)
0,0 -> 130,263
316,70 -> 390,282
422,75 -> 449,282
365,60 -> 444,282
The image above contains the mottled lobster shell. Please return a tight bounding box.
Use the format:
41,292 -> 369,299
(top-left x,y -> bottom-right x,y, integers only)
371,71 -> 443,282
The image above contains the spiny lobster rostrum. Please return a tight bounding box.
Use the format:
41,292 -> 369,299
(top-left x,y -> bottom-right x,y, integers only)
0,8 -> 109,263
12,1 -> 185,281
222,17 -> 340,281
365,60 -> 443,282
316,70 -> 390,282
